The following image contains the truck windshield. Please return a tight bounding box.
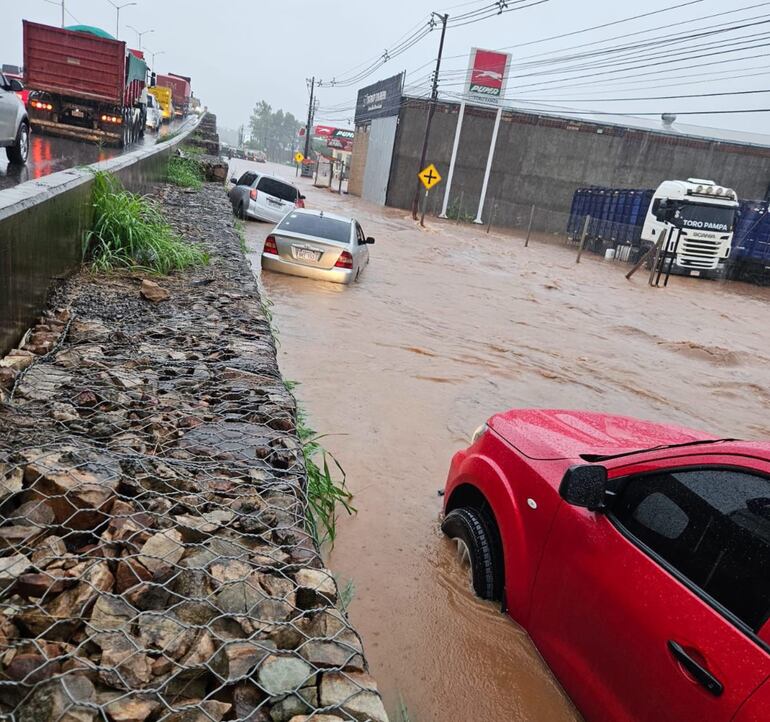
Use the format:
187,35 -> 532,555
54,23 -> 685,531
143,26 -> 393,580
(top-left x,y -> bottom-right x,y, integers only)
674,203 -> 735,233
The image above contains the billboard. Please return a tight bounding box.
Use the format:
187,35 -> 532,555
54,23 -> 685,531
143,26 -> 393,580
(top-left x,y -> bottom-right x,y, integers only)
355,72 -> 404,125
465,48 -> 511,107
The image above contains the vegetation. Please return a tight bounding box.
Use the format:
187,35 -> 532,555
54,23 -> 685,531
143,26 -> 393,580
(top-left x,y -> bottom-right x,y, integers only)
248,100 -> 302,163
84,171 -> 208,274
396,696 -> 414,722
297,408 -> 355,546
234,218 -> 247,253
168,154 -> 204,189
338,577 -> 356,612
282,381 -> 355,547
445,196 -> 475,223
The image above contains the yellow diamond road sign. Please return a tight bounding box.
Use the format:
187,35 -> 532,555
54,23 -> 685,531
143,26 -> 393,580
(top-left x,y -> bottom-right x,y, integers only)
294,152 -> 305,164
418,163 -> 442,190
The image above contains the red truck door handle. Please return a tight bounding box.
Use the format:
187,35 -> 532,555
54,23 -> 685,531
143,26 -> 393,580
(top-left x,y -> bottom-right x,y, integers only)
668,640 -> 724,697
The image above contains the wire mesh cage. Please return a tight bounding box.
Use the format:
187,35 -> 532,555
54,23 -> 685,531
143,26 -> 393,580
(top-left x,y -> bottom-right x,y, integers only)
0,182 -> 387,722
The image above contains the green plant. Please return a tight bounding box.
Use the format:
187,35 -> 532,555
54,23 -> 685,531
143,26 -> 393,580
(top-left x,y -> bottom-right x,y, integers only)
337,577 -> 356,612
234,218 -> 247,252
295,405 -> 355,546
445,197 -> 474,223
168,155 -> 204,189
395,695 -> 414,722
84,171 -> 208,274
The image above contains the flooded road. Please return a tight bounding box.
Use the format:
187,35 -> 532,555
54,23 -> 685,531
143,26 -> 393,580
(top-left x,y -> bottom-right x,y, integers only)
0,117 -> 188,190
242,162 -> 770,721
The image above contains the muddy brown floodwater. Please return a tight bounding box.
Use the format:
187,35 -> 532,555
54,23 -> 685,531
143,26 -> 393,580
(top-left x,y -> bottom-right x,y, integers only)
239,161 -> 770,721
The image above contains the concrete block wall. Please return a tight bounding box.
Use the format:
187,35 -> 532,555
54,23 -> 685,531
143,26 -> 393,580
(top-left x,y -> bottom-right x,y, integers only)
387,99 -> 770,230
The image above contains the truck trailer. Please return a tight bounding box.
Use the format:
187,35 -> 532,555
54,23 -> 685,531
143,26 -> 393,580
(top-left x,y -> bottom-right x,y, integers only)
23,21 -> 147,147
156,73 -> 190,118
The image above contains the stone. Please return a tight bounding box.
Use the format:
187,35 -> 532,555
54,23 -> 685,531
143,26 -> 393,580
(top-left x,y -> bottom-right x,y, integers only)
0,463 -> 23,501
22,448 -> 118,530
137,529 -> 185,577
257,655 -> 313,697
269,687 -> 318,722
31,535 -> 67,566
287,717 -> 345,722
18,561 -> 113,637
0,349 -> 36,370
15,572 -> 70,598
319,672 -> 387,722
68,319 -> 110,343
0,525 -> 44,551
0,553 -> 31,587
11,498 -> 56,526
104,697 -> 160,722
17,675 -> 97,722
89,595 -> 135,632
14,366 -> 72,401
136,613 -> 195,660
298,639 -> 365,673
212,640 -> 276,682
115,558 -> 152,593
164,700 -> 231,722
97,634 -> 153,690
4,652 -> 59,684
140,280 -> 170,303
295,568 -> 337,607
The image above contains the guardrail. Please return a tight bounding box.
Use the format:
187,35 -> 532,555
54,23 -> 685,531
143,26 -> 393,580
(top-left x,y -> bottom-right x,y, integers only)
0,114 -> 204,355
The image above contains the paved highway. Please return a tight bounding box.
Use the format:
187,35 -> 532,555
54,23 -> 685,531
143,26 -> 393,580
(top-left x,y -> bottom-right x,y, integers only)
0,118 -> 187,191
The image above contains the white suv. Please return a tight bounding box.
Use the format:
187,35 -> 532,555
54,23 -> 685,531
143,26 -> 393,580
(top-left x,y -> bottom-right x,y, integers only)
0,73 -> 29,165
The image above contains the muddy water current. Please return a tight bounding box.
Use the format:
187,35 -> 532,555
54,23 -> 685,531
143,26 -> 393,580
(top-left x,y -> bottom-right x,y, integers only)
240,162 -> 770,721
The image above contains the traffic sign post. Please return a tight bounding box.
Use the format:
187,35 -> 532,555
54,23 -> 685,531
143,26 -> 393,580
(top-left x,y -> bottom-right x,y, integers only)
418,164 -> 442,227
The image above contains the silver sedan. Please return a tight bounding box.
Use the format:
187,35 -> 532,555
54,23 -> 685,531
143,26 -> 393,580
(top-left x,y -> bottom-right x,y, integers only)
261,209 -> 374,284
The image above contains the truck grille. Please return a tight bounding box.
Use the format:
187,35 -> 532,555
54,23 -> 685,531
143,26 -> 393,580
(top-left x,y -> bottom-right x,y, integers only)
678,236 -> 722,269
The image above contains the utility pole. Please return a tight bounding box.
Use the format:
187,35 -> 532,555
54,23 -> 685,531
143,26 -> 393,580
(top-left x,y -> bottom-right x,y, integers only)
304,76 -> 315,160
412,12 -> 448,220
43,0 -> 65,27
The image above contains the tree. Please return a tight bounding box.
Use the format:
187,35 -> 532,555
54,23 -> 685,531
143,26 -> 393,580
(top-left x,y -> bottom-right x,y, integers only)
247,101 -> 302,163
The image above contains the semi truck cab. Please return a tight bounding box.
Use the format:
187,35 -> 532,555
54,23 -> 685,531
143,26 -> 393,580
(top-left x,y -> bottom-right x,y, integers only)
641,178 -> 738,278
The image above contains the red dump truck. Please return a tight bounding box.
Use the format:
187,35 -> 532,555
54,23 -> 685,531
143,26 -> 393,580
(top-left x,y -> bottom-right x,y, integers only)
156,73 -> 191,118
23,21 -> 148,147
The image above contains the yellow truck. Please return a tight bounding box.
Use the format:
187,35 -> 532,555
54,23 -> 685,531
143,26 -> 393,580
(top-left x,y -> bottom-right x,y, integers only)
148,86 -> 174,122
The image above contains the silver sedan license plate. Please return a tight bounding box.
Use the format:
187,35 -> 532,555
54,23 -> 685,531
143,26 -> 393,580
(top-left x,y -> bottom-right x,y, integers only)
295,248 -> 320,262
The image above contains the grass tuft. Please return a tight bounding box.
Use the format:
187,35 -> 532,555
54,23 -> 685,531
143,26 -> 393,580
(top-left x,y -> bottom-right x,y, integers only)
168,155 -> 204,189
286,386 -> 355,547
83,171 -> 208,274
338,577 -> 356,612
396,695 -> 414,722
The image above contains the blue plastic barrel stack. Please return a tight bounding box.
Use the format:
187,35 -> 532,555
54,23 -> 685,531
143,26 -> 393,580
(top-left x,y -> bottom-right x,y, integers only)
567,187 -> 653,256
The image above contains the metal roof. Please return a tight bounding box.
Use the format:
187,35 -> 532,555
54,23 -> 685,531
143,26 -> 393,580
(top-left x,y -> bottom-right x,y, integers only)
501,100 -> 770,150
425,94 -> 770,150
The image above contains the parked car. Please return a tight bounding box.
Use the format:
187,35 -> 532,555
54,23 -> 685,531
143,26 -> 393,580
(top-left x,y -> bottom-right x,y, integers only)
0,73 -> 29,164
441,409 -> 770,722
144,92 -> 162,133
261,209 -> 374,284
228,171 -> 304,223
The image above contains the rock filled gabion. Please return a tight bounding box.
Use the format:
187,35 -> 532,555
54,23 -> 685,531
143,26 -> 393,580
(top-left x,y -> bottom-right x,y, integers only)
0,180 -> 387,721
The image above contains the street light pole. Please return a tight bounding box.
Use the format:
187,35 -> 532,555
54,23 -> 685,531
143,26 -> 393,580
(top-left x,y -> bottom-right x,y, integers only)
108,1 -> 137,40
127,25 -> 154,51
303,76 -> 315,160
411,12 -> 449,220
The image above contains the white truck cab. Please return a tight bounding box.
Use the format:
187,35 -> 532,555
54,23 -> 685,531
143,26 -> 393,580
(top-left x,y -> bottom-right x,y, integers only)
641,178 -> 739,278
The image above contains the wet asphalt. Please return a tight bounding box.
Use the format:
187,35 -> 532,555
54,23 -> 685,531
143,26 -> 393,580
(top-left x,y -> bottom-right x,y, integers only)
0,118 -> 186,191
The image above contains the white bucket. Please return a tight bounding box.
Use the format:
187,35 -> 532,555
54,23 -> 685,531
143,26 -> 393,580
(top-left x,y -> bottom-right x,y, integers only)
604,248 -> 616,261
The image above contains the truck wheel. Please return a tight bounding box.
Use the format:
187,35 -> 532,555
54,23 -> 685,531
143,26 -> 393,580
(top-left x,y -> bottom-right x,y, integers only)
441,507 -> 503,601
6,121 -> 29,165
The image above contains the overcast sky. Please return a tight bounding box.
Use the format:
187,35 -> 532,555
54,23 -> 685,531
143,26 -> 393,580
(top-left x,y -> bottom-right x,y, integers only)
3,0 -> 770,136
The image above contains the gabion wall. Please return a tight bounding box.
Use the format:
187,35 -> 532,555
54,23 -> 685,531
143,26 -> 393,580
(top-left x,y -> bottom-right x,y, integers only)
0,180 -> 387,722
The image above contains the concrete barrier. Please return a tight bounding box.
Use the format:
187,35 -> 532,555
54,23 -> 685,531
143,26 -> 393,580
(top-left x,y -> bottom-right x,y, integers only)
0,114 -> 204,355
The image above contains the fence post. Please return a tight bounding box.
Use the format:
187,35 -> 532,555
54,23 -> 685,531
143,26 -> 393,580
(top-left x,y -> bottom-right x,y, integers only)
524,204 -> 535,247
456,190 -> 464,225
486,202 -> 497,234
576,215 -> 591,263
